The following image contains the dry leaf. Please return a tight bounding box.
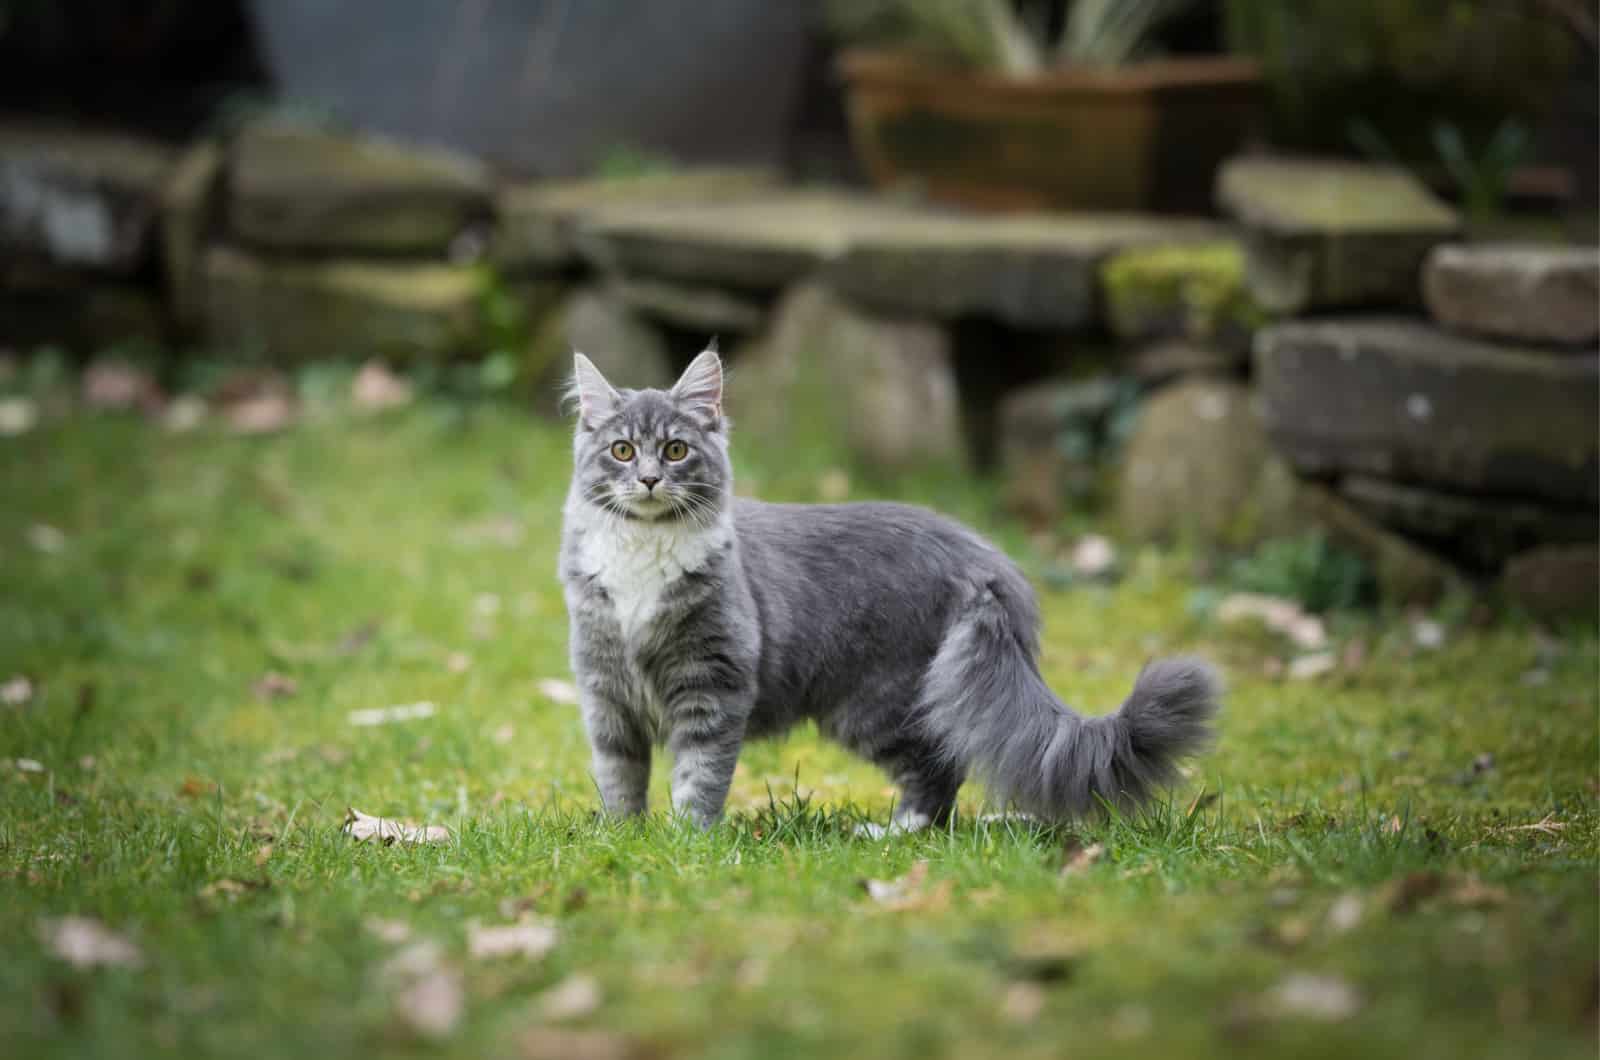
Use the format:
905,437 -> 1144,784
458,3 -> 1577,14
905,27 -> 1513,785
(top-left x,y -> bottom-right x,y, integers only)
862,860 -> 952,912
1270,973 -> 1361,1021
252,672 -> 298,701
352,360 -> 414,412
383,941 -> 463,1038
446,652 -> 472,674
348,702 -> 436,727
366,918 -> 413,944
0,395 -> 38,436
224,392 -> 296,435
1384,870 -> 1443,913
519,1028 -> 653,1060
343,807 -> 451,845
1001,981 -> 1047,1023
1503,813 -> 1566,836
1070,534 -> 1118,580
253,844 -> 274,868
27,524 -> 67,553
817,468 -> 851,502
1326,894 -> 1363,934
1217,593 -> 1327,650
162,395 -> 207,432
467,920 -> 559,960
179,776 -> 214,797
537,973 -> 603,1020
1287,652 -> 1337,681
39,916 -> 143,969
12,757 -> 45,773
1,675 -> 33,707
1060,841 -> 1105,876
492,723 -> 515,745
1411,618 -> 1445,650
1446,876 -> 1509,908
198,879 -> 264,901
536,679 -> 580,706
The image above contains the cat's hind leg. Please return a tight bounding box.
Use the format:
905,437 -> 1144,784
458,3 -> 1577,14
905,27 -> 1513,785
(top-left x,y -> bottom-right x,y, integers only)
857,739 -> 964,838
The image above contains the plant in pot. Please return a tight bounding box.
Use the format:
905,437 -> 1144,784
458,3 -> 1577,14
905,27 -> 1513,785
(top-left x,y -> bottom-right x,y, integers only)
828,0 -> 1263,213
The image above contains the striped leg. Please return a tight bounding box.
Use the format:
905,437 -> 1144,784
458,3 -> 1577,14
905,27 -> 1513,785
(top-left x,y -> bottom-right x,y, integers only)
667,699 -> 747,829
580,693 -> 651,817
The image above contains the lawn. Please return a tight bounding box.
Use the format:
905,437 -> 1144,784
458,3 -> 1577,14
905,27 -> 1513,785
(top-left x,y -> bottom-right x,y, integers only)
1,398 -> 1595,1060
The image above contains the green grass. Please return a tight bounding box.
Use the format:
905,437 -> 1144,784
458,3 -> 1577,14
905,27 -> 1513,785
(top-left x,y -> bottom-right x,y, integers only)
1,402 -> 1595,1059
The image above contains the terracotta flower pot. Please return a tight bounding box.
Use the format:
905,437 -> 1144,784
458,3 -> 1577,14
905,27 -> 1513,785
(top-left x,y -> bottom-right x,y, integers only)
838,51 -> 1263,214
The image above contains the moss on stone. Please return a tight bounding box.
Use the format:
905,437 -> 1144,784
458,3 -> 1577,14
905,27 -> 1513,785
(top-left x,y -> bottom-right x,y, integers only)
1101,240 -> 1268,343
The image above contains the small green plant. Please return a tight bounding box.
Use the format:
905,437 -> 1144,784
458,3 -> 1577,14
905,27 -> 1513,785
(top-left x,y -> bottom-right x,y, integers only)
1350,116 -> 1530,224
1228,531 -> 1374,613
826,0 -> 1197,72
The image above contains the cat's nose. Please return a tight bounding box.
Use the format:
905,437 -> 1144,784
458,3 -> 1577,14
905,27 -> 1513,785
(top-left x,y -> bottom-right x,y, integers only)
639,476 -> 661,491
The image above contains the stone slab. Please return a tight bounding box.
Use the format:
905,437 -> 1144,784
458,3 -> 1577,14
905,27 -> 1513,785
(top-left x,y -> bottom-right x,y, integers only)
202,245 -> 482,363
571,187 -> 1221,329
1217,158 -> 1460,314
160,140 -> 223,333
1423,243 -> 1599,347
1341,474 -> 1596,572
1295,482 -> 1466,605
999,377 -> 1122,522
227,123 -> 491,256
493,169 -> 779,272
611,277 -> 766,335
1256,318 -> 1599,506
0,124 -> 177,273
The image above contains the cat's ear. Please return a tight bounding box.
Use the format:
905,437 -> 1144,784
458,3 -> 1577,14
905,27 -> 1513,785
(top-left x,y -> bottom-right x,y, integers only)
570,352 -> 619,427
672,343 -> 722,421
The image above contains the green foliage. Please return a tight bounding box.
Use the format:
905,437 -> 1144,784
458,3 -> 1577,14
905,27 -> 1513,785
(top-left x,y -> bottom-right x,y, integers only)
592,145 -> 681,180
825,0 -> 1198,71
1225,0 -> 1575,158
1229,531 -> 1375,613
1351,117 -> 1531,224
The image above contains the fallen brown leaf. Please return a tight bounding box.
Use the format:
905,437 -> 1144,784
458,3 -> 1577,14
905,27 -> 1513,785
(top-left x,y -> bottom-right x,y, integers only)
365,918 -> 413,944
39,916 -> 143,969
862,860 -> 952,912
1383,871 -> 1444,913
1326,893 -> 1363,934
1446,876 -> 1509,908
252,672 -> 298,701
1001,980 -> 1047,1023
537,973 -> 602,1020
348,702 -> 436,727
179,776 -> 214,797
343,807 -> 451,845
467,920 -> 559,961
1070,534 -> 1118,580
0,395 -> 37,436
1060,840 -> 1105,876
1217,593 -> 1327,650
536,679 -> 580,706
492,723 -> 515,746
82,358 -> 162,412
27,524 -> 67,553
352,360 -> 414,412
1270,973 -> 1361,1021
1,675 -> 33,707
224,392 -> 296,435
382,941 -> 463,1038
1287,652 -> 1337,681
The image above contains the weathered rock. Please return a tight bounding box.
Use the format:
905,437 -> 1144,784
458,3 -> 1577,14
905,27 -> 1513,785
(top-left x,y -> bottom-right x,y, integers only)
1130,341 -> 1242,386
494,169 -> 779,272
0,125 -> 177,273
612,277 -> 766,335
829,213 -> 1222,329
999,377 -> 1122,524
727,283 -> 963,474
572,187 -> 1221,328
1217,158 -> 1460,314
1256,318 -> 1599,506
1099,240 -> 1266,352
1116,379 -> 1299,548
227,123 -> 491,256
202,245 -> 482,363
1340,474 -> 1596,572
160,140 -> 223,333
1501,544 -> 1599,622
1295,483 -> 1466,605
1423,243 -> 1599,346
525,288 -> 674,415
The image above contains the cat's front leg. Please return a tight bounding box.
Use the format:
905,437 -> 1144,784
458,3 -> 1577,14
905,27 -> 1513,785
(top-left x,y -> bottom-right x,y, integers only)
667,698 -> 748,829
579,690 -> 651,817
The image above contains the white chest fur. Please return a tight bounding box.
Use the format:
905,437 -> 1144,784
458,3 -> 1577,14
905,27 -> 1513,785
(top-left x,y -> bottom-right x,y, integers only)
574,513 -> 729,641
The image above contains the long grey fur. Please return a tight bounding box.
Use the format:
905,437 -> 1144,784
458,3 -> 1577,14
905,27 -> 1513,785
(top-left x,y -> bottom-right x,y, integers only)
559,348 -> 1220,830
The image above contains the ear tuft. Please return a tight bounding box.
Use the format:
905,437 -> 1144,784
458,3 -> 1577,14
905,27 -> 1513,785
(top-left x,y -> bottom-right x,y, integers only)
569,352 -> 619,426
672,347 -> 723,420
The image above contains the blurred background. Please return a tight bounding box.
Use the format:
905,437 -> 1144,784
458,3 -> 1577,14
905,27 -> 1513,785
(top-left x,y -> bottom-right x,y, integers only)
1,0 -> 1596,614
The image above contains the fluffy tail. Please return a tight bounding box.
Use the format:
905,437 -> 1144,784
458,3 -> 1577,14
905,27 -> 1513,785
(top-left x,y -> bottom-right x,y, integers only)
920,586 -> 1220,820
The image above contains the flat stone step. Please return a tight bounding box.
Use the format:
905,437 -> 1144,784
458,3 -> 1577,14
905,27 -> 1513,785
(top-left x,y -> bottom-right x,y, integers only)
570,188 -> 1220,330
227,123 -> 491,256
1423,243 -> 1599,346
1217,158 -> 1460,314
1256,317 -> 1599,506
0,124 -> 177,273
1340,474 -> 1596,571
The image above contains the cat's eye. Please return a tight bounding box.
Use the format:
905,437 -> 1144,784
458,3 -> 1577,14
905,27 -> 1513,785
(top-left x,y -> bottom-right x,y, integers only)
663,440 -> 689,462
609,441 -> 635,461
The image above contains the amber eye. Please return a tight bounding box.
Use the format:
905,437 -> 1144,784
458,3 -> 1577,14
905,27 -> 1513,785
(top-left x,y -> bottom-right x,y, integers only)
663,440 -> 689,462
609,441 -> 635,461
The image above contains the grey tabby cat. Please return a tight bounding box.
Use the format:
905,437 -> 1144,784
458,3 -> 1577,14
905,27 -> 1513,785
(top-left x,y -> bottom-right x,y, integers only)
559,347 -> 1219,831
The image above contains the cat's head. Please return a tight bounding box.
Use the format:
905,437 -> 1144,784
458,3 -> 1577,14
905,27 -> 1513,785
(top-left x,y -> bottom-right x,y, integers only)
566,345 -> 731,526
